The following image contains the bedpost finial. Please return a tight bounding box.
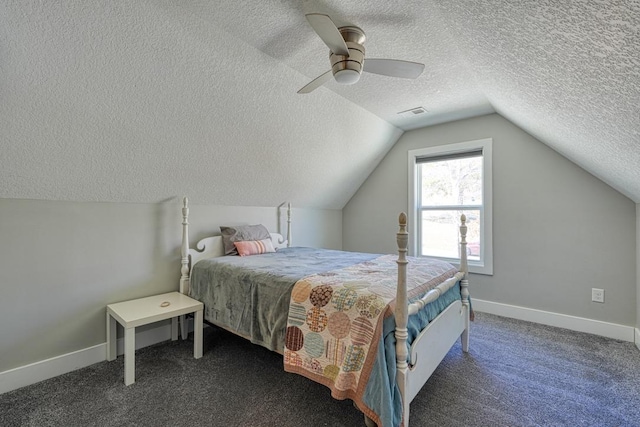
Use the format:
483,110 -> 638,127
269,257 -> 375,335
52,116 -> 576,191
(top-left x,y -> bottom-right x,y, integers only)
399,212 -> 407,226
182,197 -> 190,225
460,213 -> 466,224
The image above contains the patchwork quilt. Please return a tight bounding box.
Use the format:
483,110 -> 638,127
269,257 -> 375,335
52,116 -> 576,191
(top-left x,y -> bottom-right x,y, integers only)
283,254 -> 458,426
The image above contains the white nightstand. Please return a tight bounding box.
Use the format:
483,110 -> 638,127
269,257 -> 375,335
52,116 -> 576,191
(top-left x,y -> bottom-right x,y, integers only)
106,291 -> 203,385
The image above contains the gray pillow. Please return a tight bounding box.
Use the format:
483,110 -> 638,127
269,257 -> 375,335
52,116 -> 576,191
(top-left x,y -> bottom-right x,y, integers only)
220,224 -> 271,255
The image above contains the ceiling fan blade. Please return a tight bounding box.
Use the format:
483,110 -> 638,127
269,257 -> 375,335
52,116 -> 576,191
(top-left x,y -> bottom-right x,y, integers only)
297,70 -> 333,94
363,59 -> 425,79
305,14 -> 349,56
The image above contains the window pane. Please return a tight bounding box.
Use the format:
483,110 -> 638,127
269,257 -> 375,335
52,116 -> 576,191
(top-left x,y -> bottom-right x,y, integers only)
419,156 -> 482,207
420,209 -> 481,261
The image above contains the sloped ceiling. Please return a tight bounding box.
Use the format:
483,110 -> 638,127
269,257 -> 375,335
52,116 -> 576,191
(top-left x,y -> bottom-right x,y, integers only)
1,0 -> 638,209
0,1 -> 402,209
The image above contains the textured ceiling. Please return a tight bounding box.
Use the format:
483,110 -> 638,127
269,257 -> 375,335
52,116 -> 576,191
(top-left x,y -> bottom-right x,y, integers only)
1,0 -> 639,208
0,0 -> 401,209
434,0 -> 640,202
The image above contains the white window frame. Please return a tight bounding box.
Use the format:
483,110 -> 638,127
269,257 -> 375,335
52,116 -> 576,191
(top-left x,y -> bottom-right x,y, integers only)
408,138 -> 493,275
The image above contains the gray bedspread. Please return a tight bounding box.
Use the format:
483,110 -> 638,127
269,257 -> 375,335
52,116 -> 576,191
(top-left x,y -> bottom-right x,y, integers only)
189,247 -> 378,351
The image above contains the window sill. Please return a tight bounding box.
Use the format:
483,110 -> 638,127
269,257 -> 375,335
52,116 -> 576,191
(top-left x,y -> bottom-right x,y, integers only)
455,262 -> 493,276
421,255 -> 493,276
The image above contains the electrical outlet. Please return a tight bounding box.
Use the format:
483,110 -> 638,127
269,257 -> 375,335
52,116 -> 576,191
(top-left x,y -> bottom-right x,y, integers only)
591,288 -> 604,303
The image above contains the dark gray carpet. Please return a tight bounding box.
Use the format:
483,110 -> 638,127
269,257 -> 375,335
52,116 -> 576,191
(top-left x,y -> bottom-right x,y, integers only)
1,313 -> 639,427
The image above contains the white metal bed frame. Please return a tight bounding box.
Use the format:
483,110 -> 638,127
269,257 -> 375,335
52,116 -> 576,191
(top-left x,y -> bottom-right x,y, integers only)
178,197 -> 470,427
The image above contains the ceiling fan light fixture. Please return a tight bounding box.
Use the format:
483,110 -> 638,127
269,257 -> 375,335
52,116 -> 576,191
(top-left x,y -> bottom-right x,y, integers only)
334,69 -> 361,85
297,14 -> 425,94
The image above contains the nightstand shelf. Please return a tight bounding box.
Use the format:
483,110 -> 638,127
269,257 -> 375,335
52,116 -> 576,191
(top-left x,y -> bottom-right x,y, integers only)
106,291 -> 203,385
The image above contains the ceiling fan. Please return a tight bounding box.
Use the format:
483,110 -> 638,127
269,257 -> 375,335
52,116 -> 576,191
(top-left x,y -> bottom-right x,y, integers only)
298,13 -> 425,94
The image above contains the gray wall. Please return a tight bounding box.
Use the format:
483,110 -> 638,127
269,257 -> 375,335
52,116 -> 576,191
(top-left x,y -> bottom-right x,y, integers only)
0,198 -> 341,373
343,114 -> 636,326
637,205 -> 640,331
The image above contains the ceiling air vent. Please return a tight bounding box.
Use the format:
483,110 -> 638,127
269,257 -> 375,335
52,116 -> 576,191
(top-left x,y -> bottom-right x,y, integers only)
397,107 -> 428,118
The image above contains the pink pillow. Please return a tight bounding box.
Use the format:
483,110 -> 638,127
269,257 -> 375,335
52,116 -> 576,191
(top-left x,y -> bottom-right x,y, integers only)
234,238 -> 276,256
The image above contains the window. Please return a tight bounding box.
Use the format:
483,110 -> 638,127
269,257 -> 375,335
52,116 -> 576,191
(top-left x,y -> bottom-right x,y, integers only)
408,139 -> 493,275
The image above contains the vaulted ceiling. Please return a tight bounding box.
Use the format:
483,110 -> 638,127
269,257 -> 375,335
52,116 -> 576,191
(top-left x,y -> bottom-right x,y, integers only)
1,1 -> 638,209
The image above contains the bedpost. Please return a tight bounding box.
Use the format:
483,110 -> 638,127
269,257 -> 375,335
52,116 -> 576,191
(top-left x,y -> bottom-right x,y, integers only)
395,212 -> 411,427
179,197 -> 190,340
459,214 -> 470,352
287,202 -> 291,247
180,197 -> 190,296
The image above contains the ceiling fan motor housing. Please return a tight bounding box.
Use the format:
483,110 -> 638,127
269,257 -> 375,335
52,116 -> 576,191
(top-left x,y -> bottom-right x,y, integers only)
330,26 -> 366,85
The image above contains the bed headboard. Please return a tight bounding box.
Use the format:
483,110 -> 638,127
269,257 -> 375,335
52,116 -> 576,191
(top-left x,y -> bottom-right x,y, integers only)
179,197 -> 291,295
188,233 -> 287,269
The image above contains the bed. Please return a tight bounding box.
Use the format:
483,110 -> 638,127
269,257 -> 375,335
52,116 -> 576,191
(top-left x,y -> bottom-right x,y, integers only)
178,197 -> 470,427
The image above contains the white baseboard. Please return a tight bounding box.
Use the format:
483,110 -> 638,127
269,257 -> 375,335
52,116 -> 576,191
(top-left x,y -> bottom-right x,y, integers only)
0,318 -> 194,395
472,299 -> 636,343
2,305 -> 635,395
